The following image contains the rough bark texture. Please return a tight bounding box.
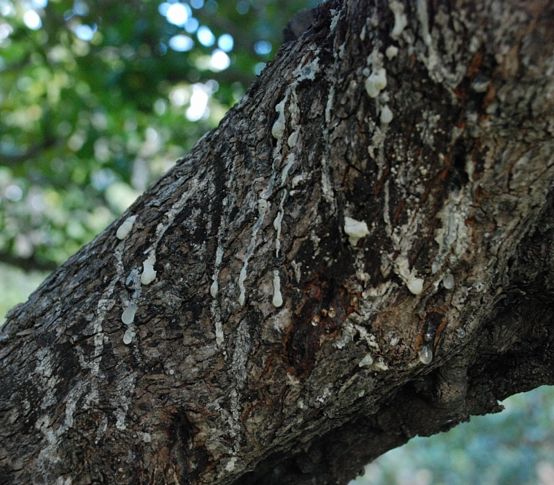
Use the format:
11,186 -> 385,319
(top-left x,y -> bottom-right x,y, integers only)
1,0 -> 553,484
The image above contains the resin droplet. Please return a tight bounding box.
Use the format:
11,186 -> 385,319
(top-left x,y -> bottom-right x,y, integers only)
418,345 -> 433,365
442,272 -> 455,290
121,303 -> 137,325
116,215 -> 137,240
123,328 -> 135,345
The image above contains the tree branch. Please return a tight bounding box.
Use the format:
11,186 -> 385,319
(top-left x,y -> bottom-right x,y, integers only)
0,250 -> 57,272
0,136 -> 58,166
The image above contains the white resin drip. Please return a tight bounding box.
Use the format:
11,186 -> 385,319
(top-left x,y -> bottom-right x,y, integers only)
407,277 -> 424,295
210,280 -> 219,299
141,186 -> 196,287
123,327 -> 135,345
396,255 -> 424,295
442,272 -> 455,290
271,98 -> 286,139
321,84 -> 336,204
287,131 -> 299,148
87,241 -> 125,378
120,268 -> 142,338
418,345 -> 433,364
389,0 -> 408,39
238,266 -> 248,307
210,246 -> 224,298
116,215 -> 137,240
358,353 -> 374,368
385,45 -> 398,59
380,105 -> 393,124
238,197 -> 270,306
416,0 -> 439,72
209,155 -> 237,346
140,252 -> 157,285
417,0 -> 432,46
274,212 -> 283,257
121,302 -> 138,325
365,67 -> 387,98
280,154 -> 295,186
344,216 -> 370,247
272,270 -> 283,308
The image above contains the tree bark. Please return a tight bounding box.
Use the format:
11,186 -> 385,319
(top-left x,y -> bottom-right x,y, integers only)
1,0 -> 553,483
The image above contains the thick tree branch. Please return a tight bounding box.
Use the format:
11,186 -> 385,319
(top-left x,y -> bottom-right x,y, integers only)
0,250 -> 58,273
0,1 -> 553,484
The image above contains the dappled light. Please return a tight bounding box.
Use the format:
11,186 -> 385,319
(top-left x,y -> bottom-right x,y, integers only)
0,0 -> 314,270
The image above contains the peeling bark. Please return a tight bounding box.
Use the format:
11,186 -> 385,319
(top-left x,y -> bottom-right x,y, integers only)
1,1 -> 553,484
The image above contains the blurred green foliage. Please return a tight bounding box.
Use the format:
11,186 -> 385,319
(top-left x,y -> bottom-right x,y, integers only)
0,0 -> 316,269
0,262 -> 45,321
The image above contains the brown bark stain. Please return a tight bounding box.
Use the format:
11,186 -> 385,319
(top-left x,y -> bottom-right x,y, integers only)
284,275 -> 356,377
415,307 -> 449,352
147,406 -> 214,485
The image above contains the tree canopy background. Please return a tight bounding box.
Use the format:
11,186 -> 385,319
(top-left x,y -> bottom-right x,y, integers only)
0,1 -> 552,483
0,0 -> 317,272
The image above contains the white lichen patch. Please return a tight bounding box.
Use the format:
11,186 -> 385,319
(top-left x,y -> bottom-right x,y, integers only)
272,270 -> 283,308
140,252 -> 157,285
389,1 -> 408,39
358,353 -> 374,368
116,214 -> 137,240
432,190 -> 470,273
416,0 -> 432,46
280,154 -> 296,186
334,322 -> 357,349
210,246 -> 224,298
215,320 -> 224,347
344,216 -> 370,247
356,271 -> 370,283
258,198 -> 269,214
271,98 -> 286,140
36,381 -> 87,472
442,272 -> 455,290
362,282 -> 391,299
380,105 -> 394,124
114,372 -> 136,430
225,457 -> 238,473
291,260 -> 302,283
291,174 -> 304,189
329,7 -> 341,32
365,67 -> 387,98
238,266 -> 248,307
416,0 -> 440,74
294,55 -> 321,82
237,194 -> 270,306
372,357 -> 389,371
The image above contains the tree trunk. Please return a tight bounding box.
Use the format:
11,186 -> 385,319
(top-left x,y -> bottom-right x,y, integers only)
1,1 -> 553,483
